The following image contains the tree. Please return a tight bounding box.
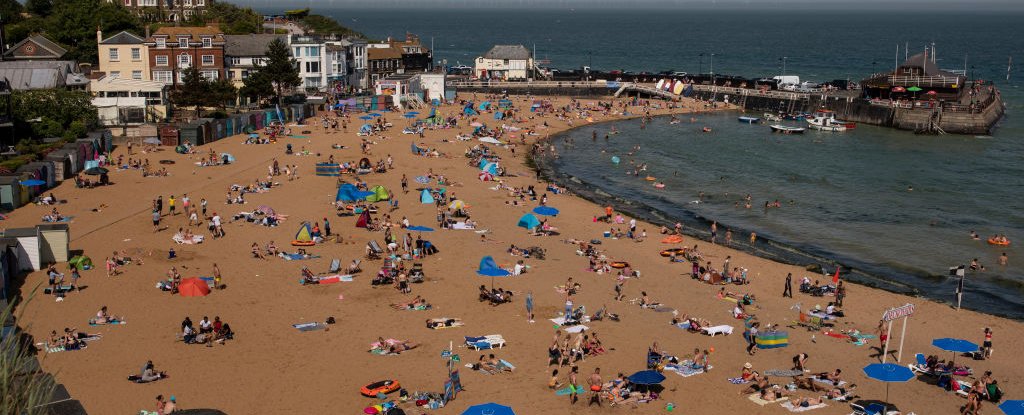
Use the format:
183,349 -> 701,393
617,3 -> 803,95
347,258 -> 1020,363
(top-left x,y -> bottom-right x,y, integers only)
0,0 -> 24,25
170,66 -> 212,118
300,14 -> 364,38
239,69 -> 274,105
247,38 -> 301,104
10,89 -> 97,140
208,78 -> 238,111
187,2 -> 262,35
42,0 -> 143,64
24,0 -> 52,16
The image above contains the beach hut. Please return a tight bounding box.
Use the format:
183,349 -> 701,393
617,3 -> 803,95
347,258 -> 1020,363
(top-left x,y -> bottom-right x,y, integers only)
0,176 -> 23,211
61,143 -> 83,171
355,211 -> 370,228
36,224 -> 69,265
215,118 -> 228,141
224,118 -> 234,138
517,214 -> 540,230
159,125 -> 180,146
291,104 -> 305,122
75,139 -> 96,162
3,228 -> 40,271
25,161 -> 56,188
0,237 -> 20,300
179,122 -> 202,146
196,118 -> 214,144
45,151 -> 72,181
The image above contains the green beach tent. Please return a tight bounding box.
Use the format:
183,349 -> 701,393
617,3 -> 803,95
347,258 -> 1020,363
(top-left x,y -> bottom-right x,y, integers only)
68,255 -> 93,270
365,185 -> 390,202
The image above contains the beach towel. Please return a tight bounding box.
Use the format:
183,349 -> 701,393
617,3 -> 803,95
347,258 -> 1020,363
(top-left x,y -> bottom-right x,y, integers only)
555,385 -> 585,395
749,393 -> 788,406
292,322 -> 327,332
780,401 -> 827,412
666,363 -> 712,377
549,317 -> 590,333
728,377 -> 750,384
810,376 -> 846,387
702,325 -> 734,336
42,215 -> 75,223
299,274 -> 353,284
89,319 -> 126,326
281,253 -> 321,261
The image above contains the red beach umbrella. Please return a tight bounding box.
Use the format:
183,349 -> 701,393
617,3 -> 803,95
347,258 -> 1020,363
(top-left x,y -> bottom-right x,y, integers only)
926,90 -> 937,95
178,277 -> 211,297
891,86 -> 906,92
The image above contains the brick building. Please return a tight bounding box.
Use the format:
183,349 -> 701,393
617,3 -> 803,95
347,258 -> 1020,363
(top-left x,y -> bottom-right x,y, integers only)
113,0 -> 211,23
143,26 -> 225,85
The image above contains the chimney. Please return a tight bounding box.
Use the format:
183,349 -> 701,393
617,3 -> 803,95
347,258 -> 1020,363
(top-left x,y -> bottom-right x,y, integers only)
145,25 -> 151,39
97,26 -> 102,44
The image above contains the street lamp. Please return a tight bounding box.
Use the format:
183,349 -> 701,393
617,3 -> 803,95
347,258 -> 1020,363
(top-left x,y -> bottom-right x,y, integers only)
781,56 -> 787,76
710,53 -> 715,85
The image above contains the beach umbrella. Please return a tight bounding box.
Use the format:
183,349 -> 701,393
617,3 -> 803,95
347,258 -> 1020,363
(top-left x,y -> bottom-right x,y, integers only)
369,113 -> 382,117
627,370 -> 666,385
906,86 -> 923,92
178,277 -> 211,297
143,137 -> 162,145
891,86 -> 906,92
926,90 -> 938,96
407,225 -> 434,232
532,206 -> 559,216
999,400 -> 1024,415
932,337 -> 978,367
83,167 -> 109,176
19,179 -> 45,186
359,115 -> 373,120
448,200 -> 465,210
462,403 -> 514,415
862,363 -> 915,415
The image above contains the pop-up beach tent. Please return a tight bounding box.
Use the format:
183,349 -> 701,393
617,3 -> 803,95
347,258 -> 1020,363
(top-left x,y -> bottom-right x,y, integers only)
411,142 -> 427,155
420,189 -> 435,204
355,210 -> 371,228
366,185 -> 390,202
517,214 -> 540,230
480,162 -> 499,175
336,183 -> 374,202
293,223 -> 314,244
68,255 -> 93,270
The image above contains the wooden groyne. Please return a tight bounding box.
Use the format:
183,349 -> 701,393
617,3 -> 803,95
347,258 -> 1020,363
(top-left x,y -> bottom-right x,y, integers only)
451,81 -> 1005,135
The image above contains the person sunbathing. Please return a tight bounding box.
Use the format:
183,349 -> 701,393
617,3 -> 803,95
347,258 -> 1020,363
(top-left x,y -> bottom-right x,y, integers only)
266,241 -> 279,256
251,243 -> 266,260
639,291 -> 661,308
793,376 -> 829,392
814,368 -> 843,384
759,386 -> 790,401
740,373 -> 769,394
789,396 -> 824,408
91,306 -> 122,324
825,384 -> 856,400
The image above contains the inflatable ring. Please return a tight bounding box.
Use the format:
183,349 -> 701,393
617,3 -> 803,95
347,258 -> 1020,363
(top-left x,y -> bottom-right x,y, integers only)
291,240 -> 316,247
987,238 -> 1010,246
645,176 -> 656,181
361,379 -> 401,397
610,262 -> 629,269
654,183 -> 665,189
659,248 -> 685,257
661,235 -> 684,244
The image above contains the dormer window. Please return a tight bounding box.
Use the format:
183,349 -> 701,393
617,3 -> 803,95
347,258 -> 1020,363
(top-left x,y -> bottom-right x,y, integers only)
202,37 -> 212,48
156,38 -> 166,48
178,37 -> 189,48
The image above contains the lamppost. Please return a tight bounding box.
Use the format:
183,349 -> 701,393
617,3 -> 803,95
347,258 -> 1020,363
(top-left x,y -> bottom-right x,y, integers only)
781,56 -> 787,76
710,53 -> 715,85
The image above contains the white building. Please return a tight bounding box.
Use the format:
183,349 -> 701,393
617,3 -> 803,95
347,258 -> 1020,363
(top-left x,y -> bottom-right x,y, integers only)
289,35 -> 326,91
90,75 -> 168,126
475,45 -> 533,81
224,34 -> 284,88
348,39 -> 368,90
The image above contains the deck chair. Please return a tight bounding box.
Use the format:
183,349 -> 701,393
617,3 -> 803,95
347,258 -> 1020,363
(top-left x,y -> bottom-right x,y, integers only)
366,240 -> 383,260
328,259 -> 341,273
348,259 -> 362,274
410,263 -> 424,282
795,312 -> 822,331
849,403 -> 886,415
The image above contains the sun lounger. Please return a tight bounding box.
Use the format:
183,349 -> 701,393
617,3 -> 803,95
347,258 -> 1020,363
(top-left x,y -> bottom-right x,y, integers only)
292,322 -> 327,332
549,317 -> 590,333
849,403 -> 889,415
781,401 -> 827,412
465,335 -> 505,350
749,393 -> 788,406
702,325 -> 734,337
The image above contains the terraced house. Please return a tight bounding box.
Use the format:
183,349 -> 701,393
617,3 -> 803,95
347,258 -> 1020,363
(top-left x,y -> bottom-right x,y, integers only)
144,26 -> 226,86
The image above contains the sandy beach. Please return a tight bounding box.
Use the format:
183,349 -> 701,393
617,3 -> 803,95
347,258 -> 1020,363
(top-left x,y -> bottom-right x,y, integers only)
9,94 -> 1021,414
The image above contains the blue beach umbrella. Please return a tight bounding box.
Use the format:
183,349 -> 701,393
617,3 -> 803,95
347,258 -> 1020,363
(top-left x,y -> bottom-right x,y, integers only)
369,113 -> 382,117
627,370 -> 666,385
406,111 -> 420,115
407,225 -> 434,232
462,403 -> 514,415
932,338 -> 979,354
19,179 -> 45,186
359,115 -> 373,120
999,400 -> 1024,415
862,363 -> 915,415
403,113 -> 417,118
477,256 -> 511,289
532,206 -> 559,216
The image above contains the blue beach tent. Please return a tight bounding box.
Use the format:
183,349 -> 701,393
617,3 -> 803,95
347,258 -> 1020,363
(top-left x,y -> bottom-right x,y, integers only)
420,189 -> 435,204
517,213 -> 540,230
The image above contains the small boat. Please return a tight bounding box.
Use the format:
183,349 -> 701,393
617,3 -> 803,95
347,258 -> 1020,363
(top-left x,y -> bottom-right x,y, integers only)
738,116 -> 761,124
763,113 -> 783,122
770,125 -> 806,134
806,110 -> 847,132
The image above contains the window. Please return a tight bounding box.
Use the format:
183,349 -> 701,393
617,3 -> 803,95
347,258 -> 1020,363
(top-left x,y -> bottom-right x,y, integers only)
110,71 -> 121,78
108,48 -> 119,61
197,0 -> 204,5
156,38 -> 166,48
184,0 -> 191,5
293,47 -> 300,57
155,55 -> 169,66
229,57 -> 241,65
307,47 -> 319,57
132,70 -> 143,80
241,70 -> 249,79
305,62 -> 320,73
124,0 -> 130,6
202,37 -> 212,48
131,48 -> 141,60
201,55 -> 214,66
178,37 -> 189,48
178,53 -> 191,66
305,77 -> 321,88
201,70 -> 218,81
153,71 -> 173,84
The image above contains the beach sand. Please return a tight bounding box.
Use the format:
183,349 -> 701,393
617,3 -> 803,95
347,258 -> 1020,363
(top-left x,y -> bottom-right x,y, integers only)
9,95 -> 1021,414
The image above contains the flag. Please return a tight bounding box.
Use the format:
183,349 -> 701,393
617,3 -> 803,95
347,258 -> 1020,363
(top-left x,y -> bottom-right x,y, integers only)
832,267 -> 840,285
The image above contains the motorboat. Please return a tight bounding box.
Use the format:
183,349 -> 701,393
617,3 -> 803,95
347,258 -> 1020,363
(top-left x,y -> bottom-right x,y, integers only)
738,116 -> 761,124
806,110 -> 847,132
769,125 -> 806,134
763,113 -> 783,122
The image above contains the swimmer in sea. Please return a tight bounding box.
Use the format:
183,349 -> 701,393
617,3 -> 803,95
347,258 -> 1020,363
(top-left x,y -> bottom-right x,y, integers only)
970,230 -> 980,240
907,185 -> 914,191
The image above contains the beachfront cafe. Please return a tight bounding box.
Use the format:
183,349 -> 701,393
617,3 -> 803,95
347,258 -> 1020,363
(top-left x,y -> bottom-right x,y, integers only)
860,51 -> 966,104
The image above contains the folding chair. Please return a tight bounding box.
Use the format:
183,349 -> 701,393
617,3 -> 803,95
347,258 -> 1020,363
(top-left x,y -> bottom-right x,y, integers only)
328,259 -> 341,273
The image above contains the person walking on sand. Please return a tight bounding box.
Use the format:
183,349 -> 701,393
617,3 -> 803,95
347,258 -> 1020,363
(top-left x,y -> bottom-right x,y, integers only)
588,367 -> 603,406
152,209 -> 161,232
569,366 -> 580,405
746,322 -> 759,355
982,327 -> 993,358
526,290 -> 535,323
168,195 -> 176,216
783,272 -> 792,297
156,195 -> 163,216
